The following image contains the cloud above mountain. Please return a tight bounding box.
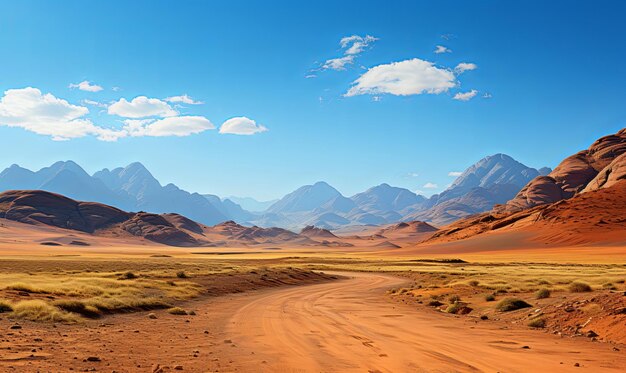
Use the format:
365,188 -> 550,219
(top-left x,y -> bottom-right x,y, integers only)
320,34 -> 378,71
108,96 -> 178,118
0,87 -> 263,141
219,117 -> 268,135
345,58 -> 456,97
69,80 -> 103,92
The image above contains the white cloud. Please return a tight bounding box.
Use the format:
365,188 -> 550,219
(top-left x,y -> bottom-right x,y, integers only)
68,81 -> 103,92
454,62 -> 477,74
407,172 -> 419,177
345,58 -> 456,97
322,55 -> 355,71
448,171 -> 463,177
111,86 -> 121,92
219,116 -> 268,135
82,99 -> 107,108
483,92 -> 492,99
0,87 -> 117,141
320,35 -> 377,71
305,74 -> 317,79
108,96 -> 177,118
0,87 -> 218,142
164,94 -> 203,105
453,89 -> 478,101
434,45 -> 451,54
423,182 -> 439,189
123,116 -> 214,137
340,35 -> 378,55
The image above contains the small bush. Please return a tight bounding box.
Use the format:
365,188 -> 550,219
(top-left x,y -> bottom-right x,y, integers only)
120,271 -> 138,280
167,307 -> 187,315
484,294 -> 495,302
569,281 -> 592,293
528,317 -> 546,328
495,298 -> 532,312
176,271 -> 188,279
0,299 -> 13,313
448,294 -> 461,303
535,288 -> 551,299
468,280 -> 480,287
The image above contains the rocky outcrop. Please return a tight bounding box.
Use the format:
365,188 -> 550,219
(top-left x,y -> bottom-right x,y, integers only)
497,129 -> 626,213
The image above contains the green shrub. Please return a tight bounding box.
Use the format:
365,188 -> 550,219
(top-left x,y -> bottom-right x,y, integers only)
495,297 -> 532,312
448,294 -> 461,303
535,288 -> 551,299
569,281 -> 592,293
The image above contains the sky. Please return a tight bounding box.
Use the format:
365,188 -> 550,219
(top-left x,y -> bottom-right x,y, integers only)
0,0 -> 625,201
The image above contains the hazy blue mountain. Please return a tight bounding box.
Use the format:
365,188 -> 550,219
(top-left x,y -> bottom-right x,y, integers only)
0,161 -> 129,209
0,161 -> 249,226
405,154 -> 549,226
267,181 -> 342,214
93,163 -> 229,225
350,183 -> 427,213
226,196 -> 278,212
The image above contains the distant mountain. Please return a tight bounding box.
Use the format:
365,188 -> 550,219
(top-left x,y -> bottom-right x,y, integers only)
0,161 -> 248,226
267,181 -> 342,214
351,183 -> 427,213
406,154 -> 550,226
0,161 -> 131,209
226,196 -> 278,212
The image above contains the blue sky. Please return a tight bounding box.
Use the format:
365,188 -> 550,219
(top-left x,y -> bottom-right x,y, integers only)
0,0 -> 624,200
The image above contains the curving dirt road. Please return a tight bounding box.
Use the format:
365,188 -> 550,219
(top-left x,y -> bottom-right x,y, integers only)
223,272 -> 625,372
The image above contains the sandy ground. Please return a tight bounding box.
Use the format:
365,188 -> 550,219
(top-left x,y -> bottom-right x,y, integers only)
3,272 -> 624,372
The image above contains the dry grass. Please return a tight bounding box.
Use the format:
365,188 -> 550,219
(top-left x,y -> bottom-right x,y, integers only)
495,298 -> 532,312
11,300 -> 79,323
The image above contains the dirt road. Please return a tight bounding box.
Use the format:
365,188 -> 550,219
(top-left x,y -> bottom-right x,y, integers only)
222,272 -> 625,372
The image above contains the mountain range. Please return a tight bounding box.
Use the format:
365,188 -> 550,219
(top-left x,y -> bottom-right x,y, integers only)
0,153 -> 550,230
250,154 -> 550,229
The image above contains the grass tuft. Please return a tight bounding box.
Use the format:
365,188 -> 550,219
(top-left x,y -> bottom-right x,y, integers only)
0,299 -> 13,313
167,307 -> 187,315
528,317 -> 546,328
569,281 -> 592,293
535,288 -> 551,299
495,297 -> 532,312
11,300 -> 79,323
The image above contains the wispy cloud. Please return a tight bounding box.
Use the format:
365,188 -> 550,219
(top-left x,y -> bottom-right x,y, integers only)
407,172 -> 419,177
483,92 -> 493,99
454,62 -> 477,74
122,116 -> 214,137
453,89 -> 478,101
423,182 -> 438,189
448,171 -> 463,177
345,58 -> 456,97
219,116 -> 268,135
82,99 -> 107,108
434,45 -> 452,54
319,35 -> 378,72
68,80 -> 103,92
164,94 -> 203,105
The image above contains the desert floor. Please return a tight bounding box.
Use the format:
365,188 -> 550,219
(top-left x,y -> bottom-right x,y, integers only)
0,240 -> 625,372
